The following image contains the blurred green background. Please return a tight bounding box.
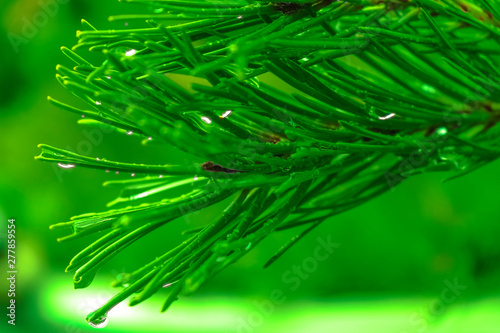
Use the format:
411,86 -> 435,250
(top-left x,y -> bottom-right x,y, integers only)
1,1 -> 500,332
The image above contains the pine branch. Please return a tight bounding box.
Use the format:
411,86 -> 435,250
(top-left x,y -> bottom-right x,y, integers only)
37,0 -> 500,326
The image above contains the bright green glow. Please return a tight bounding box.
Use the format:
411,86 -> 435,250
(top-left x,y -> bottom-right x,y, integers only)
45,276 -> 247,332
43,276 -> 500,332
421,84 -> 437,94
436,127 -> 448,136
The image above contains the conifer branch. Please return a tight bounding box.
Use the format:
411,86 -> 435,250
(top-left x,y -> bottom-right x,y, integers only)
37,0 -> 500,325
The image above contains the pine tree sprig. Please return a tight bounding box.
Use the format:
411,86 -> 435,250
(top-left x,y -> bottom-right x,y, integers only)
37,0 -> 500,325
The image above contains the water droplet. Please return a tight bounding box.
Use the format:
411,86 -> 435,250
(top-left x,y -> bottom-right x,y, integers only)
125,49 -> 136,56
81,114 -> 85,118
58,163 -> 75,169
201,116 -> 212,124
159,174 -> 163,178
436,127 -> 448,136
105,170 -> 109,173
163,283 -> 172,288
301,57 -> 310,62
126,130 -> 133,135
96,101 -> 101,105
378,113 -> 396,120
115,171 -> 119,175
237,15 -> 243,19
245,242 -> 252,251
96,157 -> 100,161
194,176 -> 198,180
155,8 -> 164,13
124,22 -> 129,26
220,110 -> 232,118
88,316 -> 108,329
106,76 -> 111,80
148,136 -> 152,140
131,173 -> 135,177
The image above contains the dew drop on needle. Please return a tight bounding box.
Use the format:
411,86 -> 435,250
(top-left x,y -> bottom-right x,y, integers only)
378,113 -> 396,120
125,49 -> 135,56
201,116 -> 212,124
88,316 -> 108,329
58,163 -> 75,169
